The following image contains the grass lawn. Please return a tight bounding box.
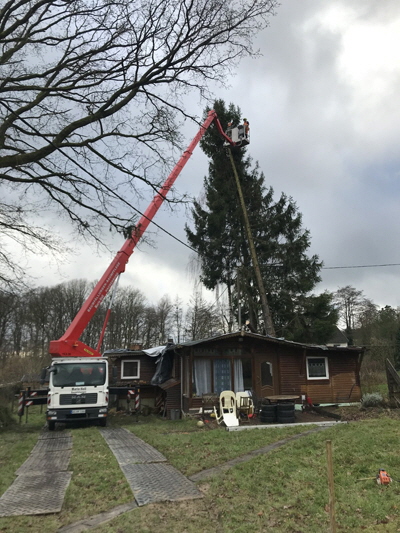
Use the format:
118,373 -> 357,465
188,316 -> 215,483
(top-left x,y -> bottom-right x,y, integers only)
1,406 -> 400,532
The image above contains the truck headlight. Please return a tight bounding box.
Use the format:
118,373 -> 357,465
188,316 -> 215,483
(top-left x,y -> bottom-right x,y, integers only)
99,408 -> 107,413
47,410 -> 57,416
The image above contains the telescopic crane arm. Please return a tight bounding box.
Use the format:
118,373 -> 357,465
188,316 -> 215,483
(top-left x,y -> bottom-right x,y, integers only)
49,110 -> 237,358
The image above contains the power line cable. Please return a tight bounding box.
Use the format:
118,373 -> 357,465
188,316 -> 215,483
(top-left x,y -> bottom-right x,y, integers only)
322,263 -> 400,270
4,102 -> 400,276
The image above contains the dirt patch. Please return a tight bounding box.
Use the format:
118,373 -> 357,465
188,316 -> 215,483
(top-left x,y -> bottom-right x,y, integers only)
292,409 -> 333,423
322,404 -> 400,422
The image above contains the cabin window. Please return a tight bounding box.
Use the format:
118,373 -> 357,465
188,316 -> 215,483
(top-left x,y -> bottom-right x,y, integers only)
121,360 -> 140,379
192,357 -> 250,396
213,359 -> 231,395
193,359 -> 212,396
306,357 -> 329,380
261,361 -> 273,387
241,358 -> 253,390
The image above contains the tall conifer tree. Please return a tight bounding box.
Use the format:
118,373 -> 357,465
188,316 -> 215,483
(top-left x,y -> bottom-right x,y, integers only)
185,100 -> 328,339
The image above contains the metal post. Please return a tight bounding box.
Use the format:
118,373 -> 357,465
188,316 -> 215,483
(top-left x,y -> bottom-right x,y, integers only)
18,391 -> 25,424
25,387 -> 30,424
326,440 -> 337,533
227,150 -> 275,336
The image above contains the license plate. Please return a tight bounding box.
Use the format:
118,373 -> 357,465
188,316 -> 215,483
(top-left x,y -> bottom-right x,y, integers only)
71,409 -> 85,414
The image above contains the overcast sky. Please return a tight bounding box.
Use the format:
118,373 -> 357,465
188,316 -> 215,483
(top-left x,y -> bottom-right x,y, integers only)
31,0 -> 400,311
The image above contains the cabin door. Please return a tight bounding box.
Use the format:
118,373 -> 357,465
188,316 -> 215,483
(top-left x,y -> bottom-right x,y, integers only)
255,355 -> 279,400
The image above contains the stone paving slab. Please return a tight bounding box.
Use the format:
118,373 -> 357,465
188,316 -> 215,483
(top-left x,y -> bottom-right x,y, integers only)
0,472 -> 73,516
100,428 -> 166,463
39,430 -> 72,440
32,436 -> 73,453
121,463 -> 202,506
16,449 -> 72,475
100,428 -> 201,507
110,445 -> 166,465
0,430 -> 73,517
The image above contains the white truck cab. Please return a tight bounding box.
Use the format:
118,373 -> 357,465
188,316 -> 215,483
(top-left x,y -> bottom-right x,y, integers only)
46,357 -> 109,430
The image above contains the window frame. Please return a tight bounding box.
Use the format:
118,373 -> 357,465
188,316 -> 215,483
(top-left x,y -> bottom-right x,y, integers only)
306,356 -> 329,380
121,359 -> 140,380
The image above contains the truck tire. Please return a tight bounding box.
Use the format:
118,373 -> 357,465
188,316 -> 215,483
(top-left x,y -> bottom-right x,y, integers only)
277,403 -> 295,414
48,421 -> 56,431
260,404 -> 277,416
98,418 -> 107,427
259,415 -> 276,424
259,404 -> 277,423
277,414 -> 296,424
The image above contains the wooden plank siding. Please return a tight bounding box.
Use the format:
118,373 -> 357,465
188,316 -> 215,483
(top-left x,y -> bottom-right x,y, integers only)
277,350 -> 361,404
175,331 -> 364,411
107,352 -> 160,409
109,353 -> 157,386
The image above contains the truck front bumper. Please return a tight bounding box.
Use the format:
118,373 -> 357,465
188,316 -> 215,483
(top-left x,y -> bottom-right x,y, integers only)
46,406 -> 108,423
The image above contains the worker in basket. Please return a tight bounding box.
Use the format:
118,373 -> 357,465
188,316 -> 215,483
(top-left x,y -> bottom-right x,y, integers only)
243,118 -> 250,138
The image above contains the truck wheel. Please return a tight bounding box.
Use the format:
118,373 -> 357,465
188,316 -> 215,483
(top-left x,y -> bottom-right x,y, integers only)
98,419 -> 107,427
48,421 -> 56,431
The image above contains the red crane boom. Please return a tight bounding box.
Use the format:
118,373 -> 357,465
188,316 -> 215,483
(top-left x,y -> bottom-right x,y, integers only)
49,110 -> 236,358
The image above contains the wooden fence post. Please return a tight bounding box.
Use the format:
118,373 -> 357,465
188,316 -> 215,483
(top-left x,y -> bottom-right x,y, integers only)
326,439 -> 337,533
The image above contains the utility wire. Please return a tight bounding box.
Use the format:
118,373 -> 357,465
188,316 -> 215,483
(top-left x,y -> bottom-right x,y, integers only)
4,102 -> 400,275
323,263 -> 400,270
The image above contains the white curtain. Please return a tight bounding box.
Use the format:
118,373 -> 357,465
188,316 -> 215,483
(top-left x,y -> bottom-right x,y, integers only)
194,359 -> 211,395
233,359 -> 244,392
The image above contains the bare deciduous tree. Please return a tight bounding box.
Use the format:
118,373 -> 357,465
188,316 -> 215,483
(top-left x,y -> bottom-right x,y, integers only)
185,289 -> 221,340
0,0 -> 277,288
333,285 -> 372,339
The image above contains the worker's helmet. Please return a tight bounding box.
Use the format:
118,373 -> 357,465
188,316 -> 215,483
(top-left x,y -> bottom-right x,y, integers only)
243,118 -> 248,121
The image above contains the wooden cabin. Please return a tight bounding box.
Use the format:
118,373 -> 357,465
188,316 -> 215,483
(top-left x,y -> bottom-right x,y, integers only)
175,331 -> 364,412
107,331 -> 364,418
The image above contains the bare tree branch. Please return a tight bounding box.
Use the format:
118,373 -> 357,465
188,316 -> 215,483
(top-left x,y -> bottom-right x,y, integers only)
0,0 -> 278,288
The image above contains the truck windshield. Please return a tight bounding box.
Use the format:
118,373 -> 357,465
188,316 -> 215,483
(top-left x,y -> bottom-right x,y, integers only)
52,363 -> 107,387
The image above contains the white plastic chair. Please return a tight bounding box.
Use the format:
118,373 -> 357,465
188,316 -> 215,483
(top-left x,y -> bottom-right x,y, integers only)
213,390 -> 239,427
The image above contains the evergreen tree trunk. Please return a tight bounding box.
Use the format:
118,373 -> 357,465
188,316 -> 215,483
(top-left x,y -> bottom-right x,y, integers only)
227,150 -> 275,335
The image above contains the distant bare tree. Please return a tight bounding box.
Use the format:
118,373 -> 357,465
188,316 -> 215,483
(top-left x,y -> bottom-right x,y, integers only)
0,290 -> 14,368
172,296 -> 184,343
185,289 -> 221,340
0,0 -> 277,288
106,287 -> 146,349
155,295 -> 174,344
334,285 -> 366,332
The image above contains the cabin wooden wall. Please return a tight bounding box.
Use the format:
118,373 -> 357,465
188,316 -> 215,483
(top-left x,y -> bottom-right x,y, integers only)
109,354 -> 159,407
277,347 -> 361,404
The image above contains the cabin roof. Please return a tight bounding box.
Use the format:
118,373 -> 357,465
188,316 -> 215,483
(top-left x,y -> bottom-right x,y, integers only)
174,330 -> 364,354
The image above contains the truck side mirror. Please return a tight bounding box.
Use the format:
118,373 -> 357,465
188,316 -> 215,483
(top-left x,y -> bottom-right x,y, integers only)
40,367 -> 47,385
43,366 -> 57,385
